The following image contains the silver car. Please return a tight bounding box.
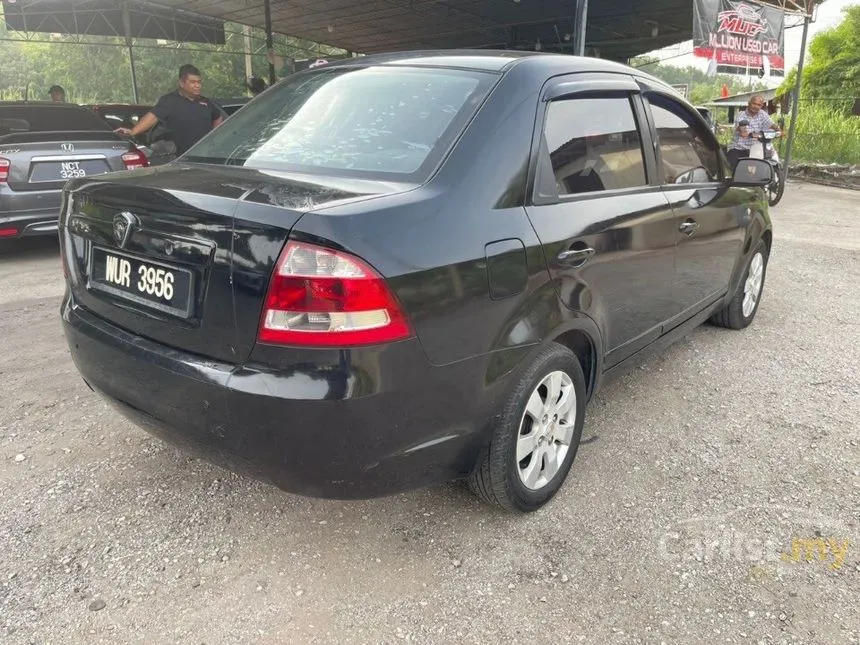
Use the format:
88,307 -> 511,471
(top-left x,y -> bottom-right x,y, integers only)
1,101 -> 149,239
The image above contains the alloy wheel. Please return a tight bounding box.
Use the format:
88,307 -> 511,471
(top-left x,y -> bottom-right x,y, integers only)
516,371 -> 577,490
743,252 -> 764,318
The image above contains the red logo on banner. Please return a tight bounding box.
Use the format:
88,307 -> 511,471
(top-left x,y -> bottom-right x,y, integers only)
716,2 -> 769,38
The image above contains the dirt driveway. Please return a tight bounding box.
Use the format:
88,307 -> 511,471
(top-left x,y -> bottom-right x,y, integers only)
1,181 -> 858,645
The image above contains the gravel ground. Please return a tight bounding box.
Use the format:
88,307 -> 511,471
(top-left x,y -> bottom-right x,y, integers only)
0,181 -> 858,645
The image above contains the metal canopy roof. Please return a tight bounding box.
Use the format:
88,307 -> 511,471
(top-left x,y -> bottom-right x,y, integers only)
150,0 -> 693,60
2,0 -> 818,62
152,0 -> 818,58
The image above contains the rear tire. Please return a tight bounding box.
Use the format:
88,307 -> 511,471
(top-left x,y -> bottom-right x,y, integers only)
768,167 -> 785,207
710,239 -> 769,330
469,343 -> 586,513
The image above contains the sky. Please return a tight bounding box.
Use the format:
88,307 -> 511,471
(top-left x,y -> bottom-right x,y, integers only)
645,0 -> 855,86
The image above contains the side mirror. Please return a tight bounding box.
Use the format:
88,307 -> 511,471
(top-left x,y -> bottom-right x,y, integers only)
731,158 -> 773,186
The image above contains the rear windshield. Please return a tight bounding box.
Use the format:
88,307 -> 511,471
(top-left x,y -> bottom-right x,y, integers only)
183,65 -> 498,181
0,105 -> 112,134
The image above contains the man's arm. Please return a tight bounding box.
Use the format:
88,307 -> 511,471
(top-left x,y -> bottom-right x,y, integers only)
211,102 -> 224,128
115,111 -> 158,138
761,111 -> 780,132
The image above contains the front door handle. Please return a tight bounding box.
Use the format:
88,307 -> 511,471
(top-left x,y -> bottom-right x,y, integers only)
557,246 -> 595,267
679,220 -> 700,235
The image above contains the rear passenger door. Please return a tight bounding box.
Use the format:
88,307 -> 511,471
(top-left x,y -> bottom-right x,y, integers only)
640,89 -> 749,324
524,74 -> 678,368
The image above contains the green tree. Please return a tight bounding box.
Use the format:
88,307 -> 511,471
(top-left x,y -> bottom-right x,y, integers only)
630,56 -> 768,106
0,15 -> 344,104
778,4 -> 860,102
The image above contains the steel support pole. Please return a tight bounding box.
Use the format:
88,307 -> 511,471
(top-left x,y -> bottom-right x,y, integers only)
573,0 -> 588,56
781,14 -> 810,176
122,2 -> 140,103
243,24 -> 253,89
264,0 -> 276,85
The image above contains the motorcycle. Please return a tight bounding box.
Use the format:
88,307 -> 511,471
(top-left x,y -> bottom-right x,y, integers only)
748,130 -> 784,207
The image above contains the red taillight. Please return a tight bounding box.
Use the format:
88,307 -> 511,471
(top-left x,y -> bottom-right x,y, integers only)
121,148 -> 149,170
0,228 -> 18,238
0,157 -> 10,183
258,241 -> 413,347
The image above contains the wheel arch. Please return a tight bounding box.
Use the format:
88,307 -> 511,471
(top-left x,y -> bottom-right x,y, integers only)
482,278 -> 605,402
549,327 -> 601,402
761,227 -> 773,255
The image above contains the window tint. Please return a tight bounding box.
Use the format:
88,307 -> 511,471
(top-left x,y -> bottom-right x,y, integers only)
184,66 -> 497,180
0,105 -> 111,133
542,96 -> 647,197
101,112 -> 142,128
647,94 -> 721,184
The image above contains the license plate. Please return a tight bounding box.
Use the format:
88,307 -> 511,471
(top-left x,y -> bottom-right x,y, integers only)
88,247 -> 194,318
30,159 -> 109,182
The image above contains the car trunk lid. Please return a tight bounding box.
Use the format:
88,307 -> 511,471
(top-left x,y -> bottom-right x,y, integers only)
61,164 -> 397,363
0,132 -> 131,192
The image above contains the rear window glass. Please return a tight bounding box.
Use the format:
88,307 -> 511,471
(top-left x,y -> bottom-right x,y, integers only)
0,105 -> 112,133
93,107 -> 150,128
183,66 -> 498,180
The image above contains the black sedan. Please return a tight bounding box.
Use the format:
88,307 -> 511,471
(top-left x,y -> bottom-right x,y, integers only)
59,51 -> 774,512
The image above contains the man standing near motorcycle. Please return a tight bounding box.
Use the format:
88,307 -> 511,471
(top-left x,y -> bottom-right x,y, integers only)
726,95 -> 782,169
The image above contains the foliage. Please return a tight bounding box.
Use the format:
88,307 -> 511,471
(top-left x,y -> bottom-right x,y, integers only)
773,6 -> 859,165
630,56 -> 769,106
778,4 -> 860,101
0,17 -> 345,104
778,101 -> 860,165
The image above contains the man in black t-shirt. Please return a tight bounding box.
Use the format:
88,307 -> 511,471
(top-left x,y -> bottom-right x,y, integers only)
115,64 -> 224,156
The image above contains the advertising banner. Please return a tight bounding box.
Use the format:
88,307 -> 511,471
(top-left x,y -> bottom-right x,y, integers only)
693,0 -> 786,76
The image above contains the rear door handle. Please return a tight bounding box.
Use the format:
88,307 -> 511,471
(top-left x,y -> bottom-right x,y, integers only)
557,247 -> 595,266
679,220 -> 699,235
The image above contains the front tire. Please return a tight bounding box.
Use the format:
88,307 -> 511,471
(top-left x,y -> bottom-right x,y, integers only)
469,343 -> 586,513
710,239 -> 769,330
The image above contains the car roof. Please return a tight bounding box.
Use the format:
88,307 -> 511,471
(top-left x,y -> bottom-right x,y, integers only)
305,50 -> 680,96
1,101 -> 87,107
0,101 -> 107,114
312,50 -> 652,75
88,104 -> 152,109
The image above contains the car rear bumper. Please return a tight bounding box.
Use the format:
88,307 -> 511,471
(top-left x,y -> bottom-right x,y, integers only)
0,190 -> 61,237
62,295 -> 490,499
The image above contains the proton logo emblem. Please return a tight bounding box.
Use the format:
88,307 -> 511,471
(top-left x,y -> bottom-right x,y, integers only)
113,212 -> 137,248
61,143 -> 75,152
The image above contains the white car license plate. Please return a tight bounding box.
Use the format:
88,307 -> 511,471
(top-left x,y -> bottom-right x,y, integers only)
88,247 -> 194,318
